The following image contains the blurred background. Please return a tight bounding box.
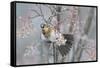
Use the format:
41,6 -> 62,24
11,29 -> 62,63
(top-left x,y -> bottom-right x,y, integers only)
16,3 -> 97,65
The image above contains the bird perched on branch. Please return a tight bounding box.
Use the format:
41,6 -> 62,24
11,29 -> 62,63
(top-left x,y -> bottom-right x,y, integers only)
41,23 -> 74,57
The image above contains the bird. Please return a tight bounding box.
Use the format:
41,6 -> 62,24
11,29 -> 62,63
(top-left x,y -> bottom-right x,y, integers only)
40,23 -> 74,57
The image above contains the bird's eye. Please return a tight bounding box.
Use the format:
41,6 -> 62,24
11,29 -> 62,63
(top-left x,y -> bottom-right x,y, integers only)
40,24 -> 44,28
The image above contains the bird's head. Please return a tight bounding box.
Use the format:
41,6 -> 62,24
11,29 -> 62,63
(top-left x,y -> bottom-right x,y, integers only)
40,23 -> 52,38
41,23 -> 49,32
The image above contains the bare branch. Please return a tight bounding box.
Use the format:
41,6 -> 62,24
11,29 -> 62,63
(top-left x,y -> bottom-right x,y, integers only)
28,15 -> 41,19
52,5 -> 57,10
47,14 -> 56,24
46,5 -> 55,14
39,5 -> 47,23
45,5 -> 57,24
31,9 -> 41,16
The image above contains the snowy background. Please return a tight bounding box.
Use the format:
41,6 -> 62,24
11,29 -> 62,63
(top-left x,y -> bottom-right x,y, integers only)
16,3 -> 97,65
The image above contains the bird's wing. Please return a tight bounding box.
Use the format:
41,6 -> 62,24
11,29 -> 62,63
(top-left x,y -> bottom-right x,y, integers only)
58,34 -> 74,56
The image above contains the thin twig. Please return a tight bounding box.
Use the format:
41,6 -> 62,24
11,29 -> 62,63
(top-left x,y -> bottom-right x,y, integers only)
28,15 -> 41,19
39,5 -> 47,23
31,9 -> 41,16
